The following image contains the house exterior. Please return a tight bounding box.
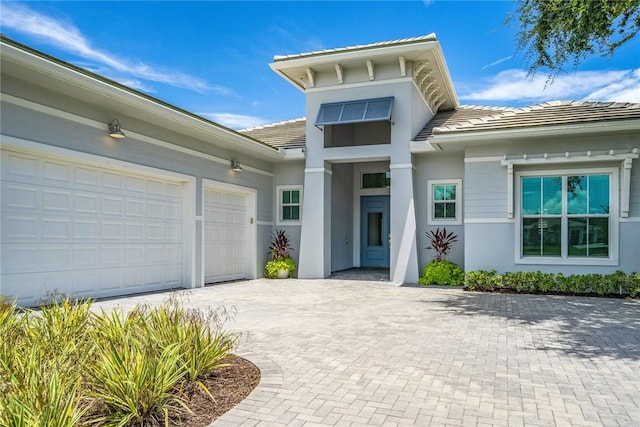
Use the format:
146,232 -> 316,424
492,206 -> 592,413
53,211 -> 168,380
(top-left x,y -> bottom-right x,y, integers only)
2,34 -> 639,306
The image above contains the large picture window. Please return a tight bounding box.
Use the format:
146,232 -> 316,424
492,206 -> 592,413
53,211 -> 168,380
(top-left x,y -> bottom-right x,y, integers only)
521,173 -> 610,258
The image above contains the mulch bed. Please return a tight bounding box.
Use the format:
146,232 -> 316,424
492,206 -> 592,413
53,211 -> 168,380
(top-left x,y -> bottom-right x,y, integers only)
167,354 -> 261,426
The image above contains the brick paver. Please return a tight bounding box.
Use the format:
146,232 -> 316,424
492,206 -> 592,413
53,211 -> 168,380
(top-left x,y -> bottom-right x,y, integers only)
94,279 -> 640,426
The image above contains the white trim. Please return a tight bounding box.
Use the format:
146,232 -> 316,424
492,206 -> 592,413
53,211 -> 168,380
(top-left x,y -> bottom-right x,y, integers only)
464,218 -> 515,224
2,94 -> 275,176
304,167 -> 333,175
276,185 -> 303,226
389,163 -> 414,170
514,167 -> 619,267
202,179 -> 258,283
427,179 -> 462,226
619,217 -> 640,223
464,156 -> 504,163
304,76 -> 415,93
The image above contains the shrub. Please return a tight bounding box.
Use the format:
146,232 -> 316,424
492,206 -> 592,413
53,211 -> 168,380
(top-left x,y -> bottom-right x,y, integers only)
418,260 -> 464,286
627,273 -> 640,297
425,228 -> 458,261
465,270 -> 503,291
265,257 -> 296,278
269,229 -> 293,260
503,271 -> 556,294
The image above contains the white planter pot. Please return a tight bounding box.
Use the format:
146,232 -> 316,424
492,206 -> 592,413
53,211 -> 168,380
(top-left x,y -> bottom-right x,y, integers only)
277,269 -> 289,279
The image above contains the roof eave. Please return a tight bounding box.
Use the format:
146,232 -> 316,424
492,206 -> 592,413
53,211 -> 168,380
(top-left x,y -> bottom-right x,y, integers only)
1,36 -> 283,160
429,119 -> 640,144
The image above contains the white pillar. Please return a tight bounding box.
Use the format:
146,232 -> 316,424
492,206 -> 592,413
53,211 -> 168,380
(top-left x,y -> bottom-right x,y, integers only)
389,163 -> 419,284
297,167 -> 332,278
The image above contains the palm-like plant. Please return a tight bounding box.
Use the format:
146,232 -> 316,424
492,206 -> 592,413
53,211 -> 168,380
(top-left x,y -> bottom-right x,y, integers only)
425,227 -> 458,261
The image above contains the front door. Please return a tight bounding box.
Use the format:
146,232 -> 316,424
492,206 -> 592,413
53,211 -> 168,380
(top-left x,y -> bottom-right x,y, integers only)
360,195 -> 390,267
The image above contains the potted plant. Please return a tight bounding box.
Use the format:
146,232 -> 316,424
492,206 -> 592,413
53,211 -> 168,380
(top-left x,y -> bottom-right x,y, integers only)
265,229 -> 296,279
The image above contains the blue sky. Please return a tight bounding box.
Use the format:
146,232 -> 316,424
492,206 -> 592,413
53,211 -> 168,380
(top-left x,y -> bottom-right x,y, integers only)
2,1 -> 639,129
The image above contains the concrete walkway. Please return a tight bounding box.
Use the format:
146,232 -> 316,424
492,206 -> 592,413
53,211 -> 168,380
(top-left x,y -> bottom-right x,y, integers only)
94,279 -> 640,426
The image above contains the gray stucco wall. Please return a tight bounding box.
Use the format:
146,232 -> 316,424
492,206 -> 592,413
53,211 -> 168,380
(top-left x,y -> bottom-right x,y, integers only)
272,161 -> 305,269
414,152 -> 465,272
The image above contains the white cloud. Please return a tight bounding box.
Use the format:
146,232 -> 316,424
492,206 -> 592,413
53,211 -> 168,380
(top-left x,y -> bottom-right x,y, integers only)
0,3 -> 222,94
462,69 -> 640,104
199,113 -> 269,130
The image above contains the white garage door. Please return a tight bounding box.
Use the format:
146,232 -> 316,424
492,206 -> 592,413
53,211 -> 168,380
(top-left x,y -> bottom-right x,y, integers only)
1,148 -> 185,306
204,186 -> 248,283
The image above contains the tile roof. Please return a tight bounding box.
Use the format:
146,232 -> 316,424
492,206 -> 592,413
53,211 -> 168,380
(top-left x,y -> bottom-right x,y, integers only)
241,101 -> 640,149
239,118 -> 306,149
420,101 -> 640,139
272,34 -> 437,62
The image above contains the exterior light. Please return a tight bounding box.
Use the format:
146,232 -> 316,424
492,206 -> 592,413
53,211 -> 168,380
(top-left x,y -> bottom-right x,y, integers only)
108,119 -> 125,139
231,159 -> 242,172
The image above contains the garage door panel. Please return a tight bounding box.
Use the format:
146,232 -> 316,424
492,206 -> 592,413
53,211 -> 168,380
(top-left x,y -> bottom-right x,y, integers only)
1,148 -> 186,306
204,186 -> 249,283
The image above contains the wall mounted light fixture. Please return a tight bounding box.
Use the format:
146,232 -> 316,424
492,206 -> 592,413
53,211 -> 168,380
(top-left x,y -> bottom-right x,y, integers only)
108,119 -> 126,139
231,159 -> 242,172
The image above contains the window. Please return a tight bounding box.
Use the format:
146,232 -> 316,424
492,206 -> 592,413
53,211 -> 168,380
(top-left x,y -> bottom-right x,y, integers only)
427,179 -> 462,225
277,186 -> 302,225
362,172 -> 390,189
520,173 -> 612,259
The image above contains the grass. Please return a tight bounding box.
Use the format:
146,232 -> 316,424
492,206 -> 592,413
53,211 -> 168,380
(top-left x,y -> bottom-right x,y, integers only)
0,293 -> 238,427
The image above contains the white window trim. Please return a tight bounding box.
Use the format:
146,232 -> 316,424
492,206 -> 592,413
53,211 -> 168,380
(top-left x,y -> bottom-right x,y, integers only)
514,167 -> 619,266
276,185 -> 303,226
427,179 -> 462,226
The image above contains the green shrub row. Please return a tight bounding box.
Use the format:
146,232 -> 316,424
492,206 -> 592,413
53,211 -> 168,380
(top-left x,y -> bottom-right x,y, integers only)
0,293 -> 238,426
465,270 -> 640,297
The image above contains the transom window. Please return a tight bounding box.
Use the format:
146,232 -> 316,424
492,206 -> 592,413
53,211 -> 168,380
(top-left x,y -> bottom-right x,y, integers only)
277,186 -> 302,225
362,172 -> 390,189
427,179 -> 462,225
521,174 -> 610,258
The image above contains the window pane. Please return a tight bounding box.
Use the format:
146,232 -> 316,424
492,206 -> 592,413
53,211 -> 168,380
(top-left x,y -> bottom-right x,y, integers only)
367,212 -> 383,246
522,218 -> 542,255
445,202 -> 456,218
434,203 -> 445,218
291,206 -> 300,220
282,191 -> 290,204
522,177 -> 541,215
567,176 -> 587,214
522,217 -> 561,256
568,217 -> 609,257
434,185 -> 445,201
291,190 -> 300,204
445,185 -> 456,201
542,218 -> 561,256
363,173 -> 390,188
282,206 -> 291,220
588,217 -> 609,256
589,175 -> 609,214
542,177 -> 562,215
364,98 -> 393,120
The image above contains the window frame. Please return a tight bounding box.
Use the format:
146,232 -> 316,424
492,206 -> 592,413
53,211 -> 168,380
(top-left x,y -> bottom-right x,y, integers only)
515,167 -> 619,266
427,179 -> 462,226
276,185 -> 303,226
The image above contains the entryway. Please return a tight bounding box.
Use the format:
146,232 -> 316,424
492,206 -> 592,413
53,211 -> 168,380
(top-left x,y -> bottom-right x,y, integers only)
360,195 -> 390,267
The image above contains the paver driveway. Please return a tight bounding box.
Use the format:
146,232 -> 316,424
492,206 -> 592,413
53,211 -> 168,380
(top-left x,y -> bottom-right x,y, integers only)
94,279 -> 640,426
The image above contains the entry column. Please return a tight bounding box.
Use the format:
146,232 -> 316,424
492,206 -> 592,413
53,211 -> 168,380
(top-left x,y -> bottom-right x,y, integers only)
297,167 -> 332,278
389,163 -> 419,283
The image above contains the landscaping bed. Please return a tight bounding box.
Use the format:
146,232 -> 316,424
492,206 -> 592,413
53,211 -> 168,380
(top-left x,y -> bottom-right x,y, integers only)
0,294 -> 259,426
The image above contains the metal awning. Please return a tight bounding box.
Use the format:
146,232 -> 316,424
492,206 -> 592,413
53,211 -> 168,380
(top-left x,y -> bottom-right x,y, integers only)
315,97 -> 394,126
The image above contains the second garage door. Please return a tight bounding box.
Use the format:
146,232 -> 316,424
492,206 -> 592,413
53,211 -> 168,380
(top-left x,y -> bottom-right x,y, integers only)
204,185 -> 250,283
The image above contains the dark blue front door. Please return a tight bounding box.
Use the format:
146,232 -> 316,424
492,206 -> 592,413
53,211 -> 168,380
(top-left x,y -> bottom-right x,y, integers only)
360,196 -> 390,267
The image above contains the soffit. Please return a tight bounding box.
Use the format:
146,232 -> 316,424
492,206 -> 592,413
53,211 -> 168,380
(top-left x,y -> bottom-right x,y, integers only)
270,34 -> 458,112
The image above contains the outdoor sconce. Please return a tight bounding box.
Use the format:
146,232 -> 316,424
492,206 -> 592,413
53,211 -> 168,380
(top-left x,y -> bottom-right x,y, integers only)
108,119 -> 126,139
231,158 -> 242,172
